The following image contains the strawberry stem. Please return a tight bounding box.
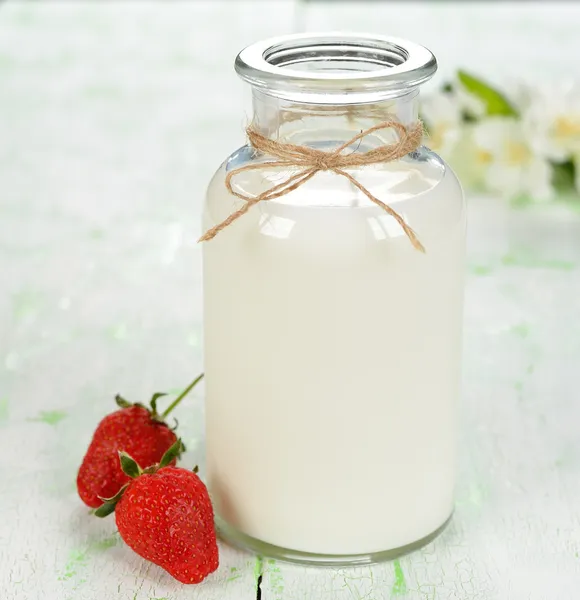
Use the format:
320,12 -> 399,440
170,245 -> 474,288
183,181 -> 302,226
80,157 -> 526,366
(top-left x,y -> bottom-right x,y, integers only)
161,373 -> 204,419
159,439 -> 185,468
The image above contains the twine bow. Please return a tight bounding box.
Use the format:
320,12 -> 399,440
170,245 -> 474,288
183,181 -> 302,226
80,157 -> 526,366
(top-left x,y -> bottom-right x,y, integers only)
199,120 -> 425,252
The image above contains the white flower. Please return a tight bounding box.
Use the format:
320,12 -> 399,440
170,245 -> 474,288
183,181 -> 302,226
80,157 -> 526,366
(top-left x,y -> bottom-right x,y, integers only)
472,117 -> 554,201
505,81 -> 535,115
445,126 -> 491,190
524,82 -> 580,161
420,91 -> 463,157
421,89 -> 491,188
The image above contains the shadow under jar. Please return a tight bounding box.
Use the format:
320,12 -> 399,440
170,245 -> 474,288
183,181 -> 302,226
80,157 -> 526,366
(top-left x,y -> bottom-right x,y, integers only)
202,33 -> 466,566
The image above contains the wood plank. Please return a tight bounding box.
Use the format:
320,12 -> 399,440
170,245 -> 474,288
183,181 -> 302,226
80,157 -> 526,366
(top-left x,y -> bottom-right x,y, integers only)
2,1 -> 580,598
0,1 -> 295,598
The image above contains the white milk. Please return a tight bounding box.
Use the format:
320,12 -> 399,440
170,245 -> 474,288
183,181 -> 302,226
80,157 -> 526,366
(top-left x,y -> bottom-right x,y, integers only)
203,154 -> 465,555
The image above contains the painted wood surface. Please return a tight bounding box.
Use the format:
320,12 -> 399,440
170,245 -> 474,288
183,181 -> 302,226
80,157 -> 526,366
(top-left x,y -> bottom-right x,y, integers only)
1,3 -> 579,599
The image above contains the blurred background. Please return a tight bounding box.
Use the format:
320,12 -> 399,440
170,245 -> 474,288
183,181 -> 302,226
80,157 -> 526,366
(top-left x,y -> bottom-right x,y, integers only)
1,2 -> 580,598
1,0 -> 578,393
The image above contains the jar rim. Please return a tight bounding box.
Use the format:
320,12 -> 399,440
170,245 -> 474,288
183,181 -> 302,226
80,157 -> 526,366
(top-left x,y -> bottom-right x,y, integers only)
235,33 -> 437,104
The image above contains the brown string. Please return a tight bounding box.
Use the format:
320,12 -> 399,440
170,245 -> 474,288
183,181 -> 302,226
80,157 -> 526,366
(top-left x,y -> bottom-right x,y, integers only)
199,120 -> 426,252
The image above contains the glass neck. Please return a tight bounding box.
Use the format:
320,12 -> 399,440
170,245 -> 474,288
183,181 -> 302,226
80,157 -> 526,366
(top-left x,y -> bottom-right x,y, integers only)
250,89 -> 420,146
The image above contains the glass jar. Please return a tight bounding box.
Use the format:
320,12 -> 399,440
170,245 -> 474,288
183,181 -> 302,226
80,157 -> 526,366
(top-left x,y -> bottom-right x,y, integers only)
202,33 -> 465,565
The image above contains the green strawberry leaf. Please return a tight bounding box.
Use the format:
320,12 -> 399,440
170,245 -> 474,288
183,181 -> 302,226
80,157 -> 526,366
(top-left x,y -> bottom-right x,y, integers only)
193,465 -> 199,474
149,392 -> 167,416
94,502 -> 117,518
159,439 -> 185,468
115,394 -> 132,409
94,483 -> 129,518
118,451 -> 143,478
457,70 -> 519,117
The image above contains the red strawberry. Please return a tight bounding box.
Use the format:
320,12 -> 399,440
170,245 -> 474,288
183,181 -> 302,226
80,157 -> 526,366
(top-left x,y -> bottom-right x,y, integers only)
96,442 -> 219,584
77,374 -> 204,508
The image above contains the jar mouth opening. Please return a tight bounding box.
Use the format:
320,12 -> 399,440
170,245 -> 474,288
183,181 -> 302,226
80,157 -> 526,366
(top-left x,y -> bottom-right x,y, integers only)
236,33 -> 437,104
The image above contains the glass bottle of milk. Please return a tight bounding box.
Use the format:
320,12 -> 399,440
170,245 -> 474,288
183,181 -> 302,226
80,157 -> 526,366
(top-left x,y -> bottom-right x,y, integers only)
202,34 -> 465,565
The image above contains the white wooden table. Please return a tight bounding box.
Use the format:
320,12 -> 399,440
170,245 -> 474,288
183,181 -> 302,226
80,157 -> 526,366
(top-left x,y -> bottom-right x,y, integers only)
1,3 -> 580,599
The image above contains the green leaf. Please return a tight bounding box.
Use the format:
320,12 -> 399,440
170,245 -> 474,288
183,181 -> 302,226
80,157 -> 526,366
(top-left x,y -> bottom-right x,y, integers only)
193,465 -> 199,474
551,159 -> 577,194
115,395 -> 132,409
94,483 -> 129,517
118,451 -> 142,478
457,70 -> 519,117
159,439 -> 184,468
150,392 -> 167,416
94,502 -> 117,518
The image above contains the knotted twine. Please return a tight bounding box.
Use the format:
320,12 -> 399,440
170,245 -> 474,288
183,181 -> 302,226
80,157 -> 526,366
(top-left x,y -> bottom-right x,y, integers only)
199,120 -> 426,252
